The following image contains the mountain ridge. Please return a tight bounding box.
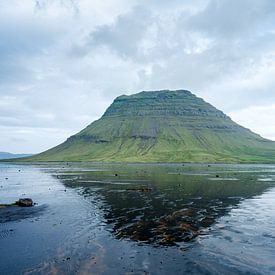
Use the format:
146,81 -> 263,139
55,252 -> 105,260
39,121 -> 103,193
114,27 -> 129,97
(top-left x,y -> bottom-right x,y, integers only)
0,152 -> 32,160
14,89 -> 275,163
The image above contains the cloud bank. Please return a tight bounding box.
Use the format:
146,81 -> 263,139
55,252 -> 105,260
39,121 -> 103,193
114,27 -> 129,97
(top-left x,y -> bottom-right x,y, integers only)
1,0 -> 275,153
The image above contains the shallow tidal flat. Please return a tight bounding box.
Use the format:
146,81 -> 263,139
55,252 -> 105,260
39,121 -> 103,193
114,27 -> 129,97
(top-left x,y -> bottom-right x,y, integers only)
1,163 -> 275,274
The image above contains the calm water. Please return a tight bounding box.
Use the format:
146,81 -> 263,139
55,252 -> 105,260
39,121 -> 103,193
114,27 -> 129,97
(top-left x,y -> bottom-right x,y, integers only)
1,163 -> 275,274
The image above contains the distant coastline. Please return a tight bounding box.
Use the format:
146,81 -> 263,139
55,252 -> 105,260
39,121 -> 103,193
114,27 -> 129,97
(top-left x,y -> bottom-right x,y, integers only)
0,152 -> 33,160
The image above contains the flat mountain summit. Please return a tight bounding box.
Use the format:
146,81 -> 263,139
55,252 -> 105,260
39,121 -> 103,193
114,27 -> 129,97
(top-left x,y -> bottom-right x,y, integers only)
27,90 -> 275,163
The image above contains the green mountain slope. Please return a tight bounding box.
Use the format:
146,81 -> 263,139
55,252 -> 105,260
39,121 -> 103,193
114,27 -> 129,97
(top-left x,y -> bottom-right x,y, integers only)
26,90 -> 275,163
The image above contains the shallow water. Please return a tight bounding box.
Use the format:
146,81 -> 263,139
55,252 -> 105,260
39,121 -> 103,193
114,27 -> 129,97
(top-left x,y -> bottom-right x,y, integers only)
1,163 -> 275,274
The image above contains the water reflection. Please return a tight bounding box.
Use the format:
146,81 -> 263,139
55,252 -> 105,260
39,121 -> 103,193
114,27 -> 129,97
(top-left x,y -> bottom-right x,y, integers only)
0,204 -> 47,223
1,163 -> 275,274
58,164 -> 274,246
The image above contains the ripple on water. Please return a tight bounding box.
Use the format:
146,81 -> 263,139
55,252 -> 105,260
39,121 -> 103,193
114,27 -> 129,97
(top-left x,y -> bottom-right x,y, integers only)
1,163 -> 275,274
193,187 -> 275,274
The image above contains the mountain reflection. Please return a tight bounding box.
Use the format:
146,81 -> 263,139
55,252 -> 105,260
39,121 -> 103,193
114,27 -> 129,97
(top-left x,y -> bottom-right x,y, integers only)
58,164 -> 274,246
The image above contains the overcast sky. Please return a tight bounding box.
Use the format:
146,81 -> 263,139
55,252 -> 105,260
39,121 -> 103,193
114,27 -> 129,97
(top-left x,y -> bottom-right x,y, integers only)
1,0 -> 275,153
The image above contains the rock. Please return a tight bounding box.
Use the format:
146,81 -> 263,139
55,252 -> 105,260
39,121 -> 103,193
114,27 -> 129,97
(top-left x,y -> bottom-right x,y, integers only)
15,198 -> 34,207
0,198 -> 34,208
0,203 -> 13,208
127,187 -> 152,192
200,217 -> 215,227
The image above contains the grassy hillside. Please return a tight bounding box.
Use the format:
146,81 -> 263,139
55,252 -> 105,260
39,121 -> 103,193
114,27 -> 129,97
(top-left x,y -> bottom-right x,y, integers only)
22,90 -> 275,163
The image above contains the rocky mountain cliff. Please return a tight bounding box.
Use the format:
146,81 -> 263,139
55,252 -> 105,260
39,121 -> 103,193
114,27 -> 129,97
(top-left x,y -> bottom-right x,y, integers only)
25,90 -> 275,163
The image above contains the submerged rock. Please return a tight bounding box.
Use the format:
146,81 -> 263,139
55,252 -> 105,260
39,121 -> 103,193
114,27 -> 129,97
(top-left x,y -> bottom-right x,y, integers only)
15,198 -> 34,207
126,187 -> 152,192
0,199 -> 34,208
114,207 -> 201,246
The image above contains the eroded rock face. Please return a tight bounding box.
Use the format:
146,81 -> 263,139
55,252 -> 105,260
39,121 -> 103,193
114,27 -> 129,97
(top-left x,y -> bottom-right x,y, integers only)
104,90 -> 228,119
15,198 -> 34,207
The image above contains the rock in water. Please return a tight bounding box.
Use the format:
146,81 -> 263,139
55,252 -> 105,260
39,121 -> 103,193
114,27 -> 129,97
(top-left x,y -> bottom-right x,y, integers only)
15,198 -> 34,207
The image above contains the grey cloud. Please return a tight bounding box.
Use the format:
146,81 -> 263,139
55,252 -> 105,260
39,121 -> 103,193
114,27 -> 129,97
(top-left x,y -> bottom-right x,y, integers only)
82,0 -> 275,95
88,6 -> 152,58
1,0 -> 275,153
0,18 -> 63,86
188,0 -> 275,38
34,0 -> 80,15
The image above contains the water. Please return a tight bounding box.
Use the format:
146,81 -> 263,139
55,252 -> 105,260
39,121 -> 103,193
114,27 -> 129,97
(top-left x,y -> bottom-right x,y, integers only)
1,163 -> 275,274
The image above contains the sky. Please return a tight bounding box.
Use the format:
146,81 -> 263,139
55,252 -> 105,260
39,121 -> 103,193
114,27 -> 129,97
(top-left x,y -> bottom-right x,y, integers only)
1,0 -> 275,153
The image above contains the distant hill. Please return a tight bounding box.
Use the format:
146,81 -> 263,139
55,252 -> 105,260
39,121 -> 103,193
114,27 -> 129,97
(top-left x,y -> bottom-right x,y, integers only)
0,152 -> 32,160
21,90 -> 275,163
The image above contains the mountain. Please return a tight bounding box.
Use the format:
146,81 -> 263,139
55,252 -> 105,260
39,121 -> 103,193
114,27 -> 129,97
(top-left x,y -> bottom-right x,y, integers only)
0,152 -> 32,160
22,90 -> 275,163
